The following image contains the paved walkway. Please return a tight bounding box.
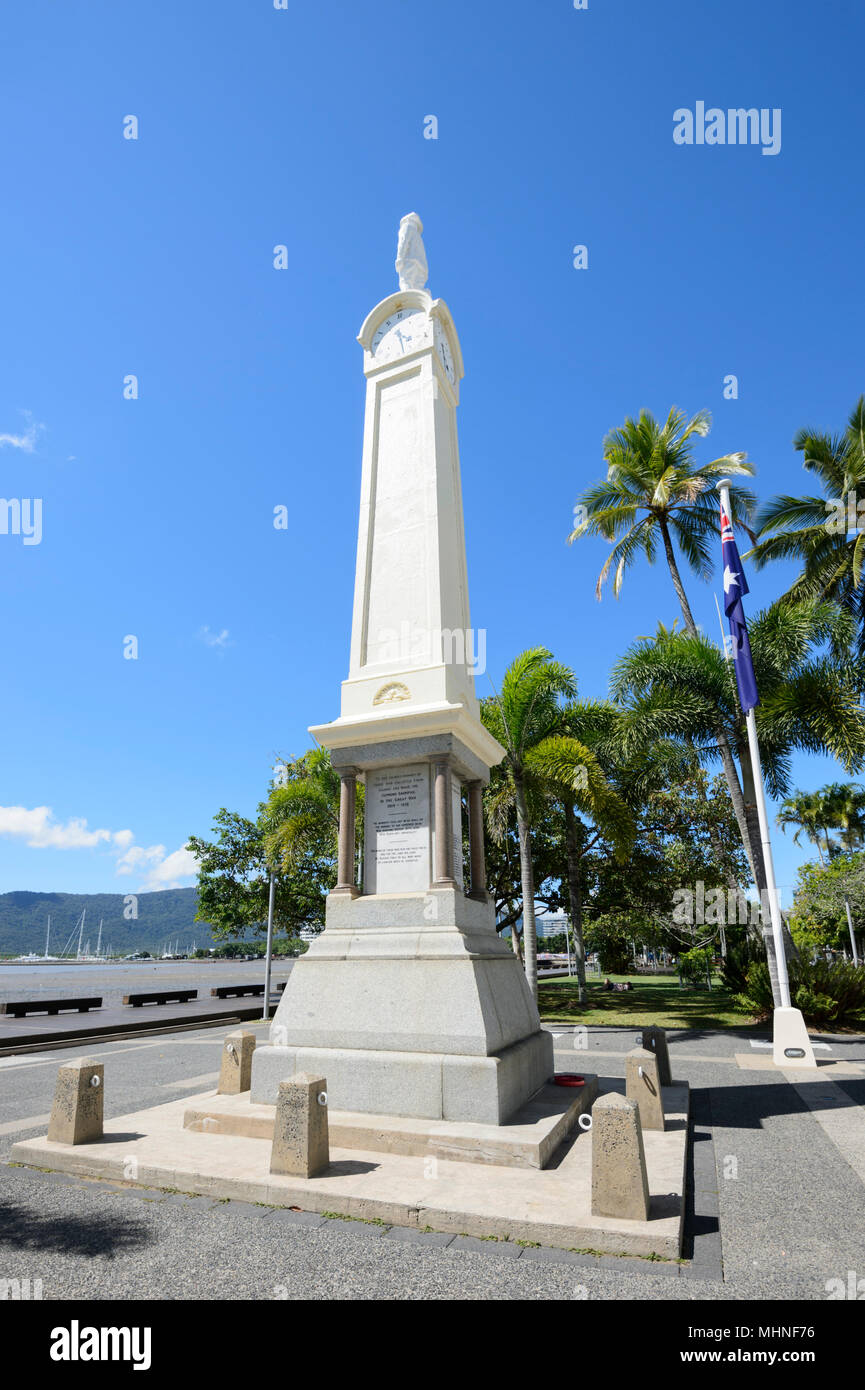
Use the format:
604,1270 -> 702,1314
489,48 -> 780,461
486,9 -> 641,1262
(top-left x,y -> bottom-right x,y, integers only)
2,1023 -> 864,1300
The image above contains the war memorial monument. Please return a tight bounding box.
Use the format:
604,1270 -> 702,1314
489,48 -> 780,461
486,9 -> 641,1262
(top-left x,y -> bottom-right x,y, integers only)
11,216 -> 692,1256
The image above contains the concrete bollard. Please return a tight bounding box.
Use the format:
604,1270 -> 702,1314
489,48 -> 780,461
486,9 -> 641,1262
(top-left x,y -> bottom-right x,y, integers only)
641,1025 -> 672,1086
218,1030 -> 257,1094
270,1074 -> 329,1178
625,1047 -> 665,1131
590,1092 -> 650,1222
47,1058 -> 104,1145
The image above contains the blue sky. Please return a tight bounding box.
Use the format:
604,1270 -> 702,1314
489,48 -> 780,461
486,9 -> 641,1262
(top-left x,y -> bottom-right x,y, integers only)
1,0 -> 863,904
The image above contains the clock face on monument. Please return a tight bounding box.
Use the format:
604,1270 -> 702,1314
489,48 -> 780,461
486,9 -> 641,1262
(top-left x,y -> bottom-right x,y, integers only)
371,308 -> 428,363
435,327 -> 455,385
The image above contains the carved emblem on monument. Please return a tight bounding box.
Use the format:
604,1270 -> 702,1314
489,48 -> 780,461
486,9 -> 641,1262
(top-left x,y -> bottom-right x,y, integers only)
373,681 -> 411,706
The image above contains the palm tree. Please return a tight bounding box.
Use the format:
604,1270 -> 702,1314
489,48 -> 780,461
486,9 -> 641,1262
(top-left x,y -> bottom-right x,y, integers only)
611,599 -> 865,998
777,790 -> 834,865
748,397 -> 865,651
569,407 -> 756,621
261,748 -> 349,882
481,649 -> 577,999
514,700 -> 635,1003
568,405 -> 774,983
819,781 -> 865,854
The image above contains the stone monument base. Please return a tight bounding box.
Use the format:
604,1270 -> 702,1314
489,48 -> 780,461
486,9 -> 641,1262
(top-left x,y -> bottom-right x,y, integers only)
251,1031 -> 553,1126
251,879 -> 555,1125
9,1079 -> 690,1258
185,1077 -> 596,1168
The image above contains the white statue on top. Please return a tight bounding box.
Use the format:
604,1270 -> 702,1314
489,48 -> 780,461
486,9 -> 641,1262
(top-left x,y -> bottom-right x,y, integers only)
395,212 -> 428,291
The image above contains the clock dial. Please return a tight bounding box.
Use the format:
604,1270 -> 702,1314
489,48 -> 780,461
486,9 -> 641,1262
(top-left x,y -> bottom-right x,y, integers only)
435,326 -> 455,384
371,308 -> 428,362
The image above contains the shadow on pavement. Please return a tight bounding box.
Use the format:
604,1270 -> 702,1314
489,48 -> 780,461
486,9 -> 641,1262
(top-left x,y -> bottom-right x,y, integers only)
0,1197 -> 155,1259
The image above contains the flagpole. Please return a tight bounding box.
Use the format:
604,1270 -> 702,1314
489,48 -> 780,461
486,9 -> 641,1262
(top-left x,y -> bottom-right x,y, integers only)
742,706 -> 791,1009
718,480 -> 814,1067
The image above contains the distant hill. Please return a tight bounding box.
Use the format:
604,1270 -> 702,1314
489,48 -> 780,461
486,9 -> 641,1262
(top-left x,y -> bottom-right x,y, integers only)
0,888 -> 219,957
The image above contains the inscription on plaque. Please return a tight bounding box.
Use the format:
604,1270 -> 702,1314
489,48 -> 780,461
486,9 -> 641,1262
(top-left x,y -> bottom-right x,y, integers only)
364,764 -> 431,894
451,777 -> 464,889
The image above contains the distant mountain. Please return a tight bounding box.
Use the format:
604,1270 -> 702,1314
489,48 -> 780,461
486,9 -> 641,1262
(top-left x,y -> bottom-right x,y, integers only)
0,888 -> 218,956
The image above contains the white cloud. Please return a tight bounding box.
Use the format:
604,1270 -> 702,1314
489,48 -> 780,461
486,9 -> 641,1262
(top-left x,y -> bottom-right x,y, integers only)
0,804 -> 198,892
138,846 -> 199,892
115,842 -> 165,875
0,412 -> 44,452
197,625 -> 232,649
0,805 -> 116,850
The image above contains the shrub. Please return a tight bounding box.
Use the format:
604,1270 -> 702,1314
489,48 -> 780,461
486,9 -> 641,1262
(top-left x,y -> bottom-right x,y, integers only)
738,957 -> 865,1027
679,946 -> 713,985
720,934 -> 763,994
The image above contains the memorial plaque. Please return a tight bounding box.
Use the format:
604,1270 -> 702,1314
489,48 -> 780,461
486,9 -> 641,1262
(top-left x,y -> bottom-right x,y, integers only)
364,764 -> 431,894
451,777 -> 464,889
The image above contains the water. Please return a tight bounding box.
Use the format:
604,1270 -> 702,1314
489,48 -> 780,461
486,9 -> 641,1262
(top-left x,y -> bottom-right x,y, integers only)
0,959 -> 295,1010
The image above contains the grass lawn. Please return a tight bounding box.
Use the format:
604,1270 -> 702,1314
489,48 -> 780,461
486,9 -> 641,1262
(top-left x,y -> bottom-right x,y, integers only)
537,972 -> 755,1029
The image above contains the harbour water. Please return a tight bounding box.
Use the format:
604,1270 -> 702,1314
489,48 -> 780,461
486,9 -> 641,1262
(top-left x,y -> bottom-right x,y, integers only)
0,958 -> 295,1010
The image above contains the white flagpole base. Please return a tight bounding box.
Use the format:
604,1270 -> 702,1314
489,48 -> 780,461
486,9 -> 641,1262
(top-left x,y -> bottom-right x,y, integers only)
772,1007 -> 817,1068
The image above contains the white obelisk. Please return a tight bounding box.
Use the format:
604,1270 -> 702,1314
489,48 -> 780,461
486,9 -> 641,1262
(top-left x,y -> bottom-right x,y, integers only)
251,215 -> 553,1123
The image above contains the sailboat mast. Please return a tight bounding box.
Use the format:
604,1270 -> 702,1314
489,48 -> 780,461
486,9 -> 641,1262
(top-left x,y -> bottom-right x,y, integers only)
44,915 -> 51,958
77,908 -> 86,960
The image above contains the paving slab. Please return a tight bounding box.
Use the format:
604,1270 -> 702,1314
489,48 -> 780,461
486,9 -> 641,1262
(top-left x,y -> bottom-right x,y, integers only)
10,1083 -> 690,1258
734,1054 -> 864,1076
182,1076 -> 598,1170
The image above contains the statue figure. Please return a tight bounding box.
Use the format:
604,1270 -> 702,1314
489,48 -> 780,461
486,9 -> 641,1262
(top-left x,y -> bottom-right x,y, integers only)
395,212 -> 428,291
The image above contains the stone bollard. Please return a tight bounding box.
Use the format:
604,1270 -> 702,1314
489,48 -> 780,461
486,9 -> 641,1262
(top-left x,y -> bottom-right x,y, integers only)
625,1047 -> 665,1131
641,1025 -> 672,1086
270,1074 -> 329,1178
218,1030 -> 257,1094
590,1092 -> 650,1222
47,1058 -> 104,1145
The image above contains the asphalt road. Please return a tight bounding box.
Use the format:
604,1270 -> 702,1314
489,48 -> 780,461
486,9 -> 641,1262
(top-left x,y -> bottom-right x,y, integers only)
2,1022 -> 864,1301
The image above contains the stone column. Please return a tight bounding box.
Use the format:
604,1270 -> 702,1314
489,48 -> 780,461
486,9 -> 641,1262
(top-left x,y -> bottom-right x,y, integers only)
47,1058 -> 103,1145
433,759 -> 455,885
641,1025 -> 672,1086
335,769 -> 358,893
218,1029 -> 257,1095
625,1047 -> 665,1131
467,780 -> 487,899
591,1092 -> 650,1222
270,1074 -> 330,1178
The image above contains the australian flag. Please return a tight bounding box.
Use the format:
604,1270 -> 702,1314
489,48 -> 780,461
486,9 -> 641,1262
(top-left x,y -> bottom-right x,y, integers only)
721,504 -> 759,712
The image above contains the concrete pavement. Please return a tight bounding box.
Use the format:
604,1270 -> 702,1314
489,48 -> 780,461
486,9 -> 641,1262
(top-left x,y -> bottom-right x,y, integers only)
1,1021 -> 864,1300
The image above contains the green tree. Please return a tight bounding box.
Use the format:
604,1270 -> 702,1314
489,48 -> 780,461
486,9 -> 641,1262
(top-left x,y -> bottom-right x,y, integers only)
484,778 -> 566,956
189,750 -> 346,943
481,648 -> 577,999
610,600 -> 865,998
777,789 -> 836,865
820,781 -> 865,854
188,806 -> 325,941
530,700 -> 635,1002
568,405 -> 768,973
790,850 -> 865,955
748,397 -> 865,651
260,748 -> 353,883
